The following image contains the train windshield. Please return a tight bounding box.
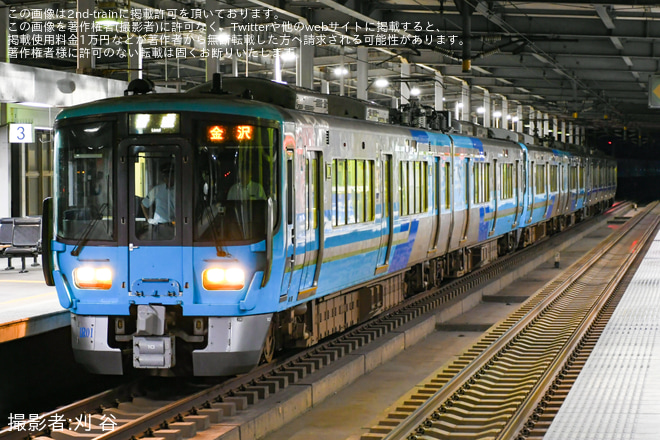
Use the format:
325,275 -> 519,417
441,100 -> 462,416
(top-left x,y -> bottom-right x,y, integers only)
194,124 -> 278,244
54,120 -> 114,241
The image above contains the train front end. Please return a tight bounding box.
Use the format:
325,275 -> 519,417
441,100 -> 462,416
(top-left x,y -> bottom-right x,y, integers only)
43,97 -> 283,375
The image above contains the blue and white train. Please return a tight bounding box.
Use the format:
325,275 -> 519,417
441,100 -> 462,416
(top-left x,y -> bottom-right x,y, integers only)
42,76 -> 616,375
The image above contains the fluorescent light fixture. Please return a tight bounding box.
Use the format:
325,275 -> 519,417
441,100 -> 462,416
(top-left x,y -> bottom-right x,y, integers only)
280,50 -> 297,62
410,87 -> 421,96
96,18 -> 121,27
477,106 -> 485,114
19,101 -> 53,108
512,116 -> 519,122
493,111 -> 502,118
334,67 -> 349,77
506,114 -> 512,120
622,56 -> 633,67
217,32 -> 231,45
516,87 -> 531,93
456,102 -> 464,108
374,78 -> 389,88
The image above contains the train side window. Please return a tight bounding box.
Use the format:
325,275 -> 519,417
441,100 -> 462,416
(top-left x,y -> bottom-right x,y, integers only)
535,164 -> 546,195
501,163 -> 513,199
579,165 -> 584,189
444,162 -> 450,210
485,163 -> 491,202
400,162 -> 409,216
411,162 -> 422,213
335,159 -> 346,226
357,160 -> 365,223
473,163 -> 480,204
347,159 -> 356,224
365,160 -> 373,221
550,165 -> 558,192
474,162 -> 490,204
422,162 -> 428,212
569,166 -> 577,191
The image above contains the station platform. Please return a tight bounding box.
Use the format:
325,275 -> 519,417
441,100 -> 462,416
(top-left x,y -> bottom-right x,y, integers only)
545,228 -> 660,440
0,257 -> 68,343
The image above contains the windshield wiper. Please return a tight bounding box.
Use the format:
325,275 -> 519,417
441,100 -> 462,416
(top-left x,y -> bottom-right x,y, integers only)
71,203 -> 107,256
205,203 -> 230,257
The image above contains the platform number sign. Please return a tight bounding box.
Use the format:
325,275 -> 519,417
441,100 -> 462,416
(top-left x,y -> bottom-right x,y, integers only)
649,75 -> 660,109
9,123 -> 34,143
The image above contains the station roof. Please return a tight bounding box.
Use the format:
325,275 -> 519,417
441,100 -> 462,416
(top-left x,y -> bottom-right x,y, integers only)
3,0 -> 660,138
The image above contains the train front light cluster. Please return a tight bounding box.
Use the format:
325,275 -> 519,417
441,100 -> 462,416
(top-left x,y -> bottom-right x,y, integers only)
203,268 -> 245,290
73,267 -> 113,290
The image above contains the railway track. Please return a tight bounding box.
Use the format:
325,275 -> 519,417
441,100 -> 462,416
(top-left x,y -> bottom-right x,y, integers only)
364,201 -> 659,440
0,203 -> 633,440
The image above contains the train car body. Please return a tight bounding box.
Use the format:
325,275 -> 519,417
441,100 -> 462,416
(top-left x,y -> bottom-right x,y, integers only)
42,78 -> 616,375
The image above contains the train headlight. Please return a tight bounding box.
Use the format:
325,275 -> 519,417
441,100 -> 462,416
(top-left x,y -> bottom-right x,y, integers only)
203,268 -> 245,290
73,267 -> 113,290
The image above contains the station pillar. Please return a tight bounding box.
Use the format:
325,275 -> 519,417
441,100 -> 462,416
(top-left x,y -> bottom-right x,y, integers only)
356,47 -> 368,100
435,72 -> 444,110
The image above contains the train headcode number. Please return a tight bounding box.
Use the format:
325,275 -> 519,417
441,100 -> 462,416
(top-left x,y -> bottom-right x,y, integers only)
79,327 -> 94,338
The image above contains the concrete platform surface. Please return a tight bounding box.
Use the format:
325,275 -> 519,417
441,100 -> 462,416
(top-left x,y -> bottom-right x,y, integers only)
0,257 -> 68,343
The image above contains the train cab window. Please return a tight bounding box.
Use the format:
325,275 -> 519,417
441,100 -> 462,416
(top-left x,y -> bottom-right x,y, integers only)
549,165 -> 558,192
133,153 -> 177,241
535,164 -> 546,195
55,120 -> 115,242
193,124 -> 278,244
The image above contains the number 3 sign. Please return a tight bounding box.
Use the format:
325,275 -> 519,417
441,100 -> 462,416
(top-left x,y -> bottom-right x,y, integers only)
9,123 -> 34,143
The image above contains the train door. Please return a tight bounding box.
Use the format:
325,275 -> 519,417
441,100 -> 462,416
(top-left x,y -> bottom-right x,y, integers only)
375,154 -> 393,274
528,161 -> 534,223
298,151 -> 322,298
126,143 -> 187,295
461,157 -> 470,242
280,150 -> 296,302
